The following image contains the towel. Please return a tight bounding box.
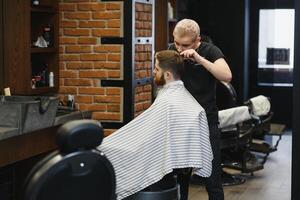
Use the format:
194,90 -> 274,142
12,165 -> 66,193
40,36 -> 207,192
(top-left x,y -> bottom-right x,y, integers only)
218,106 -> 252,129
249,95 -> 271,116
98,80 -> 213,200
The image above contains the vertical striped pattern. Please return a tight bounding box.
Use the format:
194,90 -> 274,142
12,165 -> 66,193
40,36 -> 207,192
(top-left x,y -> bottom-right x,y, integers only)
98,81 -> 213,200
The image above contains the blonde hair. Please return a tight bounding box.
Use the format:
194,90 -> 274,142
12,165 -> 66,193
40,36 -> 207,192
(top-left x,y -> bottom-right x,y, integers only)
173,19 -> 200,40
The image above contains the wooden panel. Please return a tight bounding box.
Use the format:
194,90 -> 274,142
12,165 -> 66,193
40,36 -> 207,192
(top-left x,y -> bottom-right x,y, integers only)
155,0 -> 168,51
3,0 -> 30,94
0,126 -> 58,168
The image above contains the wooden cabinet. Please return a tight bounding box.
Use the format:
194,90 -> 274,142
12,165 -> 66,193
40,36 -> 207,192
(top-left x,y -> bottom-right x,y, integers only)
168,0 -> 177,44
155,0 -> 178,51
0,0 -> 59,95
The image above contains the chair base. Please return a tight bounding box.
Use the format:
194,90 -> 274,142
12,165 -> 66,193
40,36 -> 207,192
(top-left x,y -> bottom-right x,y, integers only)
221,171 -> 246,186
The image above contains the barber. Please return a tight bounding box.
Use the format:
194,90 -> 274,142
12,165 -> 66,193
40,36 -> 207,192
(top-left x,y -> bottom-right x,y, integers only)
169,19 -> 232,200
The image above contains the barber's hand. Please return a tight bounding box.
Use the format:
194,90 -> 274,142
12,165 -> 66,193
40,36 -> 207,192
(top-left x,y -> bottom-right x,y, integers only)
180,49 -> 203,64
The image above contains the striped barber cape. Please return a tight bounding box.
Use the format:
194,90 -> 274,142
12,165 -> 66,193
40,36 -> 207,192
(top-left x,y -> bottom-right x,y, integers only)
98,80 -> 213,200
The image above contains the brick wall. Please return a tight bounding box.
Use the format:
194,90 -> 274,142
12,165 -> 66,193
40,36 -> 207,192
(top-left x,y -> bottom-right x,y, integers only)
59,0 -> 154,135
59,0 -> 124,134
133,2 -> 153,116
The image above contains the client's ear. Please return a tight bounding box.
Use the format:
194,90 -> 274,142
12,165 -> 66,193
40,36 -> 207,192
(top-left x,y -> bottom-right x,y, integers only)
164,71 -> 173,80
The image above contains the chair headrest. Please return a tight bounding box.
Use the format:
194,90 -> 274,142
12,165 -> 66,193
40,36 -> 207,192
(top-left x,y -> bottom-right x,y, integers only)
56,120 -> 104,153
218,106 -> 252,129
248,95 -> 271,116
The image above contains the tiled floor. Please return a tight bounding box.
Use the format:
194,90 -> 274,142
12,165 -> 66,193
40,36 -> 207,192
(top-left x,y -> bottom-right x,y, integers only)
189,133 -> 292,200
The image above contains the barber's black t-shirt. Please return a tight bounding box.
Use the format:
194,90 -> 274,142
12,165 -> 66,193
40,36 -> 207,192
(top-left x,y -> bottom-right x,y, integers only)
169,42 -> 225,125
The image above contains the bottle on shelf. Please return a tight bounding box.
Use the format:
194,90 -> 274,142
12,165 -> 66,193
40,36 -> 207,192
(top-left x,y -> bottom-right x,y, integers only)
32,0 -> 39,6
49,72 -> 54,87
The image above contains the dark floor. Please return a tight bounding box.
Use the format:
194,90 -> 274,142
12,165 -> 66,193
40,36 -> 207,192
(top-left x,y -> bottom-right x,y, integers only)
189,131 -> 292,200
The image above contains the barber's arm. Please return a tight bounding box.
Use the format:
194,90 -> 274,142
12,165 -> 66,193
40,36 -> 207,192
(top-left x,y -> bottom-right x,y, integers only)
180,49 -> 232,83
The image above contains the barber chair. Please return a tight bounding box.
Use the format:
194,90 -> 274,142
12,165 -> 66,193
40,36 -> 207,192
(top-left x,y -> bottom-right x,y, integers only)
23,120 -> 116,200
23,120 -> 179,200
216,82 -> 264,186
245,96 -> 285,164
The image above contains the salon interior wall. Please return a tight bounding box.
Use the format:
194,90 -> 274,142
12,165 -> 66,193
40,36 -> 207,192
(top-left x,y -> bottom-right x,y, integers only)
177,0 -> 294,127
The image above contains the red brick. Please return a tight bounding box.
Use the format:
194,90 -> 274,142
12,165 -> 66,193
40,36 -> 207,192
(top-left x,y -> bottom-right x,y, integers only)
143,102 -> 152,109
106,3 -> 121,10
93,79 -> 101,87
64,12 -> 91,20
65,45 -> 92,53
94,62 -> 120,69
59,37 -> 77,44
59,86 -> 78,94
60,70 -> 78,78
93,12 -> 121,19
80,54 -> 106,61
79,71 -> 107,78
107,19 -> 121,28
64,29 -> 90,36
94,45 -> 122,53
79,21 -> 105,28
92,29 -> 120,37
79,87 -> 105,95
144,4 -> 152,12
76,95 -> 93,103
59,3 -> 76,11
135,103 -> 143,112
108,71 -> 120,78
65,79 -> 92,86
144,84 -> 152,92
77,3 -> 105,11
135,44 -> 144,52
106,88 -> 121,95
78,37 -> 98,44
60,20 -> 77,28
66,62 -> 93,69
61,54 -> 80,61
80,104 -> 106,111
107,104 -> 120,112
94,96 -> 120,103
107,54 -> 121,61
135,3 -> 144,12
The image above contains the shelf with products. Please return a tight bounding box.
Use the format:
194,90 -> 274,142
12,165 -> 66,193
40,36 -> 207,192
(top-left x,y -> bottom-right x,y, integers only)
30,0 -> 59,94
30,53 -> 57,90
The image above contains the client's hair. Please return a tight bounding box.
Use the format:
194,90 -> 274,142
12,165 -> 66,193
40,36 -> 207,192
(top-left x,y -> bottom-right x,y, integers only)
155,50 -> 184,79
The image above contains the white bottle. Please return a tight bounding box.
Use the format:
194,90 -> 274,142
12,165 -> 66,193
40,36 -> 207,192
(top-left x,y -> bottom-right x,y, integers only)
49,72 -> 54,87
168,2 -> 174,19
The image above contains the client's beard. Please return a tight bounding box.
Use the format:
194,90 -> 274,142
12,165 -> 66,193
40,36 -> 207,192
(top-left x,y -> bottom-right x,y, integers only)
154,74 -> 166,86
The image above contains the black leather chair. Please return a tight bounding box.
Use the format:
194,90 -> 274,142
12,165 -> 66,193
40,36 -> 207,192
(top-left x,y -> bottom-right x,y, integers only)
23,120 -> 179,200
23,120 -> 116,200
216,82 -> 264,185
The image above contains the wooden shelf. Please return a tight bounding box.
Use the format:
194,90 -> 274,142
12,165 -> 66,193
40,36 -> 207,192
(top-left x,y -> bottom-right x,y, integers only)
31,47 -> 56,53
31,5 -> 56,13
30,86 -> 58,94
168,18 -> 178,23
